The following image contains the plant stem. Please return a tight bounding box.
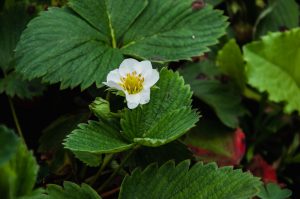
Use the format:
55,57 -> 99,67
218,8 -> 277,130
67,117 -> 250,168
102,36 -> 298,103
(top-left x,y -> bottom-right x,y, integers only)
97,147 -> 138,192
8,97 -> 26,146
86,154 -> 114,185
101,187 -> 120,198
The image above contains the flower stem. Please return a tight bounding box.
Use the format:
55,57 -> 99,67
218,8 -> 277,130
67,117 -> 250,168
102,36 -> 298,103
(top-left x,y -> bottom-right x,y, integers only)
97,147 -> 138,192
8,97 -> 26,147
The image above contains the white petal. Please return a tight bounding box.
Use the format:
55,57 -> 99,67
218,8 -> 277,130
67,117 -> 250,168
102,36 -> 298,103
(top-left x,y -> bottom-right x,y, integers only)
139,88 -> 150,104
126,92 -> 140,102
104,81 -> 123,90
138,60 -> 153,77
106,69 -> 121,83
119,58 -> 139,77
144,69 -> 159,88
127,101 -> 139,109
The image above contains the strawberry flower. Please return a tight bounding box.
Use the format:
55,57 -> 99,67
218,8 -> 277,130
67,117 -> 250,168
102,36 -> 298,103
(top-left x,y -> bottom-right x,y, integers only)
103,58 -> 159,109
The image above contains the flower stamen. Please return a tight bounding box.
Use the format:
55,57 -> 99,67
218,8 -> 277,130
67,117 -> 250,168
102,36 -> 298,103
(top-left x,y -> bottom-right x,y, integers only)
120,71 -> 144,94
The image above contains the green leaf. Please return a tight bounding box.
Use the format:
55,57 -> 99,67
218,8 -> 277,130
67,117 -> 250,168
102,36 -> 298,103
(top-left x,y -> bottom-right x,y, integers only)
257,183 -> 292,199
0,3 -> 30,71
121,0 -> 228,61
0,140 -> 39,199
206,0 -> 224,6
243,28 -> 300,113
73,151 -> 102,167
0,125 -> 19,166
64,120 -> 133,154
179,61 -> 245,128
119,160 -> 261,199
45,181 -> 101,199
216,39 -> 245,91
254,0 -> 299,38
16,0 -> 227,89
121,68 -> 199,147
0,72 -> 45,99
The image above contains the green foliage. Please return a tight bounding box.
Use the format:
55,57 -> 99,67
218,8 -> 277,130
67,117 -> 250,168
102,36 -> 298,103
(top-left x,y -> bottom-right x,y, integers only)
64,120 -> 133,154
44,181 -> 101,199
121,68 -> 199,146
217,39 -> 245,91
0,132 -> 39,199
89,97 -> 112,120
15,0 -> 227,89
119,160 -> 261,199
73,151 -> 102,167
0,4 -> 45,99
179,61 -> 245,128
0,72 -> 45,99
244,28 -> 300,113
257,183 -> 292,199
65,69 -> 198,154
0,3 -> 30,71
255,0 -> 299,38
0,125 -> 19,166
183,120 -> 238,158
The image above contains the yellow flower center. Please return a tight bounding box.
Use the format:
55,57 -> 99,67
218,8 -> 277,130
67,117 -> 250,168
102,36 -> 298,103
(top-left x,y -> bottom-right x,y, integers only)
120,71 -> 144,94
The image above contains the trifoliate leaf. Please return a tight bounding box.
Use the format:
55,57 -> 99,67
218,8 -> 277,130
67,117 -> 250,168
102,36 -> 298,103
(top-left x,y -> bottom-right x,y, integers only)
16,0 -> 227,89
243,28 -> 300,113
216,39 -> 246,91
0,125 -> 19,166
254,0 -> 299,38
0,139 -> 39,199
119,160 -> 261,199
257,183 -> 292,199
0,72 -> 45,99
64,120 -> 133,154
179,61 -> 246,128
44,181 -> 101,199
121,68 -> 199,147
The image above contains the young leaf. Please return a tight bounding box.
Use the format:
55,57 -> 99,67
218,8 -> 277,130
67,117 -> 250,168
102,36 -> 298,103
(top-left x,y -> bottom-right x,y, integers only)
15,0 -> 227,89
179,61 -> 246,128
257,183 -> 292,199
44,181 -> 101,199
121,68 -> 199,147
0,137 -> 39,198
254,0 -> 299,38
119,160 -> 261,199
243,28 -> 300,113
0,125 -> 19,166
216,39 -> 246,91
64,120 -> 133,154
